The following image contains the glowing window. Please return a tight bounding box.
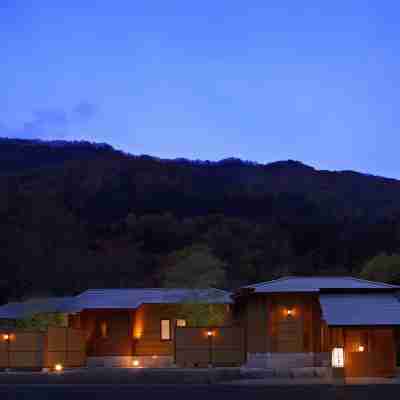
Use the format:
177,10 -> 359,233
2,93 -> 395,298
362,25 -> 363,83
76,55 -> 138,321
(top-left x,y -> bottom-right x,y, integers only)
176,319 -> 187,328
161,319 -> 171,340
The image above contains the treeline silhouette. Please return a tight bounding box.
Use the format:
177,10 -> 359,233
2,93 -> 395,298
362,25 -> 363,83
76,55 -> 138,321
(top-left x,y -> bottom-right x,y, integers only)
1,138 -> 399,302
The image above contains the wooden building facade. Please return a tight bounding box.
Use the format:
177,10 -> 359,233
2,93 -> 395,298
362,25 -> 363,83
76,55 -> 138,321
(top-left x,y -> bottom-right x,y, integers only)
235,277 -> 400,377
1,276 -> 399,376
66,289 -> 232,367
239,293 -> 325,355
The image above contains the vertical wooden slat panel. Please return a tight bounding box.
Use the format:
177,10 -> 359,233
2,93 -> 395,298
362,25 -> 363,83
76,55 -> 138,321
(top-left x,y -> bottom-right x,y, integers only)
344,327 -> 396,378
246,296 -> 267,353
175,327 -> 245,367
270,294 -> 306,353
265,297 -> 272,352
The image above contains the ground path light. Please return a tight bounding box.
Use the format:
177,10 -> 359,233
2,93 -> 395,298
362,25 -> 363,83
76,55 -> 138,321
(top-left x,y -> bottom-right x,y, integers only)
331,347 -> 345,379
54,363 -> 63,372
331,347 -> 344,368
132,359 -> 140,367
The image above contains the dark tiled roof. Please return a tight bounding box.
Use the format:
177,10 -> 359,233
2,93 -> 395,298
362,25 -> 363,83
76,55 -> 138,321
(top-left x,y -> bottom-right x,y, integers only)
0,297 -> 74,320
319,293 -> 400,325
243,276 -> 399,293
59,288 -> 232,313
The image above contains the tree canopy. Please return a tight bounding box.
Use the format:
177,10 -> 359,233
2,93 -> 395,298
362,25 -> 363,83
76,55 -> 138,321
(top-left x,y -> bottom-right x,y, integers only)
162,244 -> 226,289
360,253 -> 400,284
1,138 -> 400,302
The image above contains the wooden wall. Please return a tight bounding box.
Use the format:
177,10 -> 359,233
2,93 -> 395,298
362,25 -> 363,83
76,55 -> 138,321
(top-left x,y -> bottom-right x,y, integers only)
45,326 -> 86,368
244,295 -> 268,353
78,309 -> 134,357
0,328 -> 85,369
336,327 -> 396,378
243,293 -> 323,353
78,304 -> 232,358
134,304 -> 231,356
134,304 -> 176,356
175,326 -> 245,367
0,331 -> 45,369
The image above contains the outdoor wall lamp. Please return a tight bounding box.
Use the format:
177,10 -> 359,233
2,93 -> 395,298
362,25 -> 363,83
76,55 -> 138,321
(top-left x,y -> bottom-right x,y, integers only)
358,345 -> 365,352
285,308 -> 294,317
206,330 -> 214,337
2,334 -> 9,341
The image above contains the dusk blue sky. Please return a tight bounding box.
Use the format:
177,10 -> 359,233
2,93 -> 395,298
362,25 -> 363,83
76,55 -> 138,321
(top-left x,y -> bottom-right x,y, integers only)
1,2 -> 399,177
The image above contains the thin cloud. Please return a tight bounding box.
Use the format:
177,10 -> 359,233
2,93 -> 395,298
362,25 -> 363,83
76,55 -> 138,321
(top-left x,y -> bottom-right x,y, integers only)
23,109 -> 69,137
72,101 -> 98,122
0,101 -> 99,139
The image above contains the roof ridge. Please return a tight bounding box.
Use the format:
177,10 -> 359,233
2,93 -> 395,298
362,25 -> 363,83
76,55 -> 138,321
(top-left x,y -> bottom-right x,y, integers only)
79,287 -> 230,294
342,276 -> 399,288
244,276 -> 294,288
245,275 -> 399,288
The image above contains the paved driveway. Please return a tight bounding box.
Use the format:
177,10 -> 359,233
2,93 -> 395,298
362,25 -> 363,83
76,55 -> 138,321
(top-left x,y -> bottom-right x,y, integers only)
1,384 -> 400,400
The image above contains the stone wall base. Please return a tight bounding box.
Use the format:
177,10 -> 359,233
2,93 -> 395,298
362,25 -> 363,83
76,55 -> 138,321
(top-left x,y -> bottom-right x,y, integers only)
245,352 -> 330,370
132,355 -> 174,368
87,356 -> 174,368
87,356 -> 133,368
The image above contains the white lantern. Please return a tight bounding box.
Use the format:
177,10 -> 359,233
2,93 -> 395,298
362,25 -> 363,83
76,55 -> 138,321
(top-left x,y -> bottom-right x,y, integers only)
331,347 -> 344,368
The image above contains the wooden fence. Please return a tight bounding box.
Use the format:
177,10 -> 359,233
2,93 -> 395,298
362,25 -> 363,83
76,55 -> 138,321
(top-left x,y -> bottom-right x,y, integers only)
344,328 -> 396,378
175,326 -> 245,367
45,327 -> 86,368
0,327 -> 85,369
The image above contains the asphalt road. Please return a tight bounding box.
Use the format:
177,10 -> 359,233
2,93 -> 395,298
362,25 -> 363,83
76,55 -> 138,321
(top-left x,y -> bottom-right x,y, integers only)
0,384 -> 399,400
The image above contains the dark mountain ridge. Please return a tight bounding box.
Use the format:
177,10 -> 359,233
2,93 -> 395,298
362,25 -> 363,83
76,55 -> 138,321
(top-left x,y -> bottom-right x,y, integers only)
0,137 -> 399,301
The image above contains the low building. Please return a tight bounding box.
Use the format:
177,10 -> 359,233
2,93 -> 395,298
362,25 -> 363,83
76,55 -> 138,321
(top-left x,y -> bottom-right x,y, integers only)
234,276 -> 400,377
1,276 -> 399,376
0,297 -> 73,329
62,288 -> 233,367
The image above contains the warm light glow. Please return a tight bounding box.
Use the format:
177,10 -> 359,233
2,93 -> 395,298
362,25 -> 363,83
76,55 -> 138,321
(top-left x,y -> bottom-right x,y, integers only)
100,321 -> 108,339
358,345 -> 365,352
2,334 -> 9,341
152,355 -> 158,359
161,319 -> 171,340
54,363 -> 63,372
286,309 -> 293,317
332,347 -> 344,368
133,306 -> 144,340
132,359 -> 140,367
176,319 -> 187,328
207,330 -> 214,337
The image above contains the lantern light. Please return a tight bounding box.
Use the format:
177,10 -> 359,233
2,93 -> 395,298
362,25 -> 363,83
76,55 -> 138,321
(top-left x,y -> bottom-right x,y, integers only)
331,347 -> 344,368
54,363 -> 63,372
358,345 -> 365,352
206,330 -> 214,337
286,309 -> 293,317
2,334 -> 9,341
132,359 -> 140,367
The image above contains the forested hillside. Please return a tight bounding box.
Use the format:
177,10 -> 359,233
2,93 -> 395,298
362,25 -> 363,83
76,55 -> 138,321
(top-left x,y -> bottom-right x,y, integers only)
1,137 -> 400,302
